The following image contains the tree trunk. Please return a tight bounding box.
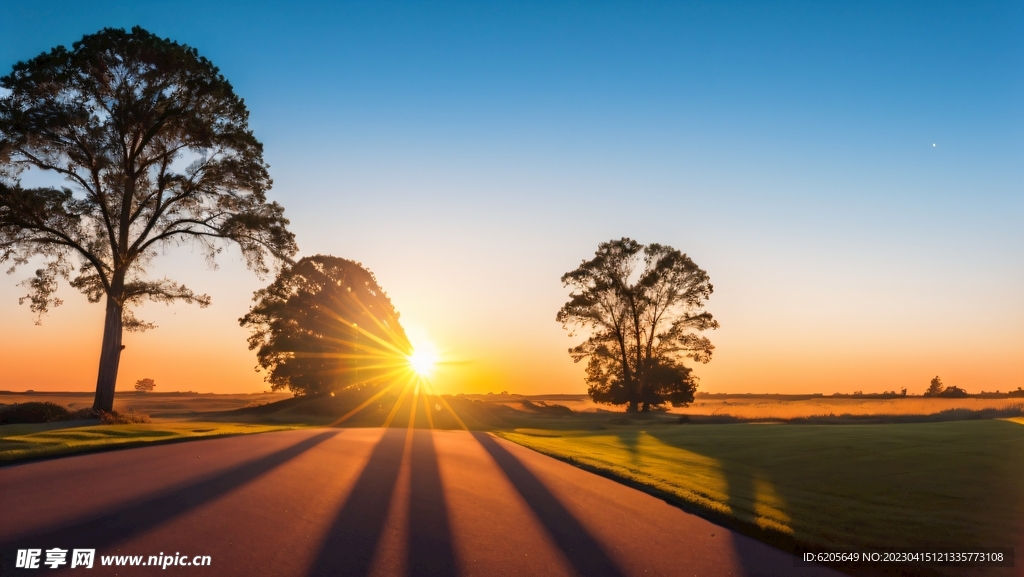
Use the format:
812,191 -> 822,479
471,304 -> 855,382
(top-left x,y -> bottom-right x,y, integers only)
626,400 -> 639,413
92,288 -> 124,412
641,402 -> 650,413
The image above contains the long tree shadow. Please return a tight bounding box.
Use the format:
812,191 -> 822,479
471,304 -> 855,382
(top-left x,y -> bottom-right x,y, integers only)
307,428 -> 407,577
641,427 -> 864,577
473,432 -> 627,577
717,470 -> 772,577
0,430 -> 338,563
583,427 -> 818,576
407,429 -> 458,577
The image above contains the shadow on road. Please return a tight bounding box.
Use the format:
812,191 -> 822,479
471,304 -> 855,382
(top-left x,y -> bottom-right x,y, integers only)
311,428 -> 624,576
308,427 -> 458,577
307,428 -> 406,577
407,429 -> 458,577
0,430 -> 338,557
472,432 -> 627,577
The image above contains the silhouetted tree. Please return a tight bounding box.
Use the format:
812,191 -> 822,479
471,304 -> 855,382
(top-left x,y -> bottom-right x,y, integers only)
938,385 -> 968,398
924,376 -> 945,397
134,378 -> 156,392
0,27 -> 296,411
240,255 -> 412,397
557,238 -> 718,412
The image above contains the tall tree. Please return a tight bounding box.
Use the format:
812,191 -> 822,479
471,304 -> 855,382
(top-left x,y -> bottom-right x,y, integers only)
924,376 -> 945,397
240,255 -> 413,397
0,27 -> 296,411
557,238 -> 719,412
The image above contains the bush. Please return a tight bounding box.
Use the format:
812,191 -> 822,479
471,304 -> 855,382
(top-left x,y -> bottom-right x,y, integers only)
938,386 -> 969,398
0,402 -> 72,424
97,408 -> 151,424
520,400 -> 573,415
67,408 -> 98,420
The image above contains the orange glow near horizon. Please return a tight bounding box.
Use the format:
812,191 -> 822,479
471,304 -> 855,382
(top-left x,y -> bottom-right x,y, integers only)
0,253 -> 1021,398
329,370 -> 468,431
1,297 -> 1022,398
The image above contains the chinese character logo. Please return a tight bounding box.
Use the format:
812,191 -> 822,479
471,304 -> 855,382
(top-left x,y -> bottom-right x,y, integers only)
16,549 -> 41,568
71,549 -> 96,569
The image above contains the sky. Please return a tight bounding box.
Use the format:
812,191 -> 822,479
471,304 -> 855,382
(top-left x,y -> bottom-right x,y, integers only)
1,0 -> 1021,396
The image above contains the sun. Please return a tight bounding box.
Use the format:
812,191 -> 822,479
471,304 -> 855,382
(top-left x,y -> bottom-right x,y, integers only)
407,346 -> 438,377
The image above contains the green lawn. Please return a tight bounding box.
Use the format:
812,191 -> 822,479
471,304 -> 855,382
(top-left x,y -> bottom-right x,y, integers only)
498,418 -> 1024,553
0,421 -> 301,464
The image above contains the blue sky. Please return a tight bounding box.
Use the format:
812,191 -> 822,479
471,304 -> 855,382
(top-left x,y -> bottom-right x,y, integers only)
1,1 -> 1021,394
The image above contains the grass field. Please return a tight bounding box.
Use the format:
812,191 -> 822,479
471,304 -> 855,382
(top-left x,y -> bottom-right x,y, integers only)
0,421 -> 299,464
675,396 -> 1024,420
483,394 -> 1024,421
0,391 -> 290,421
498,417 -> 1024,574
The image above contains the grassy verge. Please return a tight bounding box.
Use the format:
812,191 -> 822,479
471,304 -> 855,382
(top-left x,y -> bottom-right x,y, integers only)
498,418 -> 1024,574
0,421 -> 303,465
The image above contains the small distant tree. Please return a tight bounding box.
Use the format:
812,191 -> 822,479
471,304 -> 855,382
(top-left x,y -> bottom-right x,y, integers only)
134,378 -> 156,392
924,376 -> 945,397
557,238 -> 718,412
240,255 -> 412,397
938,385 -> 968,398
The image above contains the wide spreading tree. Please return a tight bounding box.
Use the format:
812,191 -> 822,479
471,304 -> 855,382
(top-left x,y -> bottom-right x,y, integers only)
240,255 -> 413,397
0,27 -> 296,411
557,238 -> 719,412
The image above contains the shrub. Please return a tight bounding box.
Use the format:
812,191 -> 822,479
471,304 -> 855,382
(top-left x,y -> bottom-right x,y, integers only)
938,386 -> 969,398
520,400 -> 573,415
67,408 -> 98,420
0,402 -> 71,424
98,408 -> 151,424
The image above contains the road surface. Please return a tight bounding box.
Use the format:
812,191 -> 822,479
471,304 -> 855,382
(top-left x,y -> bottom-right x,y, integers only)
1,428 -> 844,576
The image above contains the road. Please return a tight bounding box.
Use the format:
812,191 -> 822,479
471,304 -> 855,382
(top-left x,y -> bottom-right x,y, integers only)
1,428 -> 844,576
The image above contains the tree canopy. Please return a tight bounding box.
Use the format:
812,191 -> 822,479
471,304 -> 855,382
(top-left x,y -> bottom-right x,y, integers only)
557,238 -> 718,412
240,255 -> 413,397
0,27 -> 296,411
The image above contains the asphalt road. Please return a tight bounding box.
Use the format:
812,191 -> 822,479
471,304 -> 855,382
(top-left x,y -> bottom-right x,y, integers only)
1,428 -> 845,576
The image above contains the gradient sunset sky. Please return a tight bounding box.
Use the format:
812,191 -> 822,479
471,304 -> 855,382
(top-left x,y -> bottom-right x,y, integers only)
1,1 -> 1021,396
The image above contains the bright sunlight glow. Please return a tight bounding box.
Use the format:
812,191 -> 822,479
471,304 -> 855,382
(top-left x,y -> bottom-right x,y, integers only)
408,347 -> 439,377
